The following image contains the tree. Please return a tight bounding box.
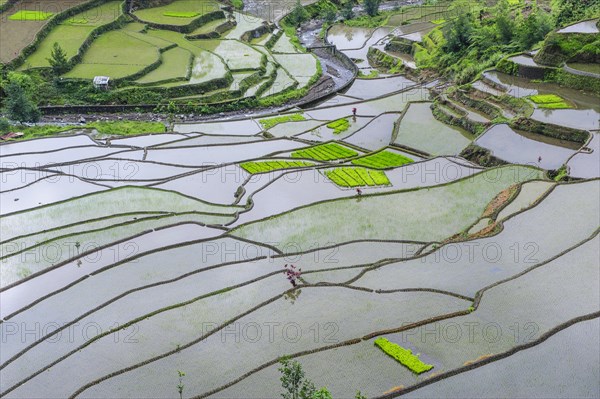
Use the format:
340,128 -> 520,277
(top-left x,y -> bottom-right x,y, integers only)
47,42 -> 69,75
279,357 -> 332,399
444,12 -> 473,53
363,0 -> 380,17
2,81 -> 40,123
322,7 -> 337,24
0,118 -> 10,133
495,0 -> 515,44
289,0 -> 309,27
341,1 -> 354,20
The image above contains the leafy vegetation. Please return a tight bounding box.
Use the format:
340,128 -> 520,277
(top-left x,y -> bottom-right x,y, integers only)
279,357 -> 332,399
374,337 -> 434,374
240,160 -> 315,174
259,113 -> 306,129
291,142 -> 359,161
325,167 -> 391,187
2,81 -> 40,123
414,0 -> 555,83
326,118 -> 350,134
363,0 -> 381,17
552,0 -> 600,27
351,150 -> 414,169
528,94 -> 572,109
87,121 -> 167,135
47,42 -> 69,75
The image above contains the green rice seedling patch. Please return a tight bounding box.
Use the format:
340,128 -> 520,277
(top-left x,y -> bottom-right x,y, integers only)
325,167 -> 391,188
163,11 -> 199,18
291,142 -> 359,161
259,113 -> 305,129
351,150 -> 414,169
528,94 -> 572,109
374,337 -> 434,374
327,118 -> 351,134
240,160 -> 315,174
9,10 -> 54,21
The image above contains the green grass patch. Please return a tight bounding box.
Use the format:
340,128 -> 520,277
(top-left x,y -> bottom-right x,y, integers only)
374,337 -> 434,374
325,167 -> 391,188
358,70 -> 380,79
240,160 -> 315,174
291,142 -> 358,161
351,150 -> 414,169
163,11 -> 200,18
327,118 -> 351,134
87,121 -> 167,135
431,19 -> 445,24
528,94 -> 572,109
9,10 -> 54,21
259,113 -> 305,130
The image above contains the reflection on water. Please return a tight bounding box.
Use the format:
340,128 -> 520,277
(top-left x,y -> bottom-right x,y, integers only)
476,124 -> 581,170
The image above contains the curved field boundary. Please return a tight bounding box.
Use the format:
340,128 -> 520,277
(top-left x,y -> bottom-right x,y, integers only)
0,184 -> 240,219
7,0 -> 129,70
192,232 -> 599,398
0,221 -> 231,294
130,9 -> 225,34
0,143 -> 133,159
227,157 -> 530,225
2,269 -> 288,397
64,285 -> 470,399
382,312 -> 600,398
0,172 -> 112,194
0,253 -> 275,371
229,164 -> 544,231
0,210 -> 225,262
0,211 -> 169,246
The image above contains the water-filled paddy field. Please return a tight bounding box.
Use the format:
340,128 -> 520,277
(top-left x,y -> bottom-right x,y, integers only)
0,1 -> 599,397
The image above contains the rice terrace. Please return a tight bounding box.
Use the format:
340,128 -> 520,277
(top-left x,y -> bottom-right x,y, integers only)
0,0 -> 599,397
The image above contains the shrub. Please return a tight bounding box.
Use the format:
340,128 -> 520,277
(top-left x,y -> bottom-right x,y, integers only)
2,81 -> 40,123
363,0 -> 381,17
374,337 -> 434,374
0,118 -> 11,133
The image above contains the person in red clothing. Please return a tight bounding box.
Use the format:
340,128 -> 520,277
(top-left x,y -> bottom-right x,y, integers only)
356,188 -> 362,196
352,107 -> 357,116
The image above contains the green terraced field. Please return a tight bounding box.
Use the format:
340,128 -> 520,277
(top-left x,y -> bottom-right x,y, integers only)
240,160 -> 315,174
63,30 -> 161,79
324,167 -> 391,187
291,142 -> 359,161
134,0 -> 220,26
23,1 -> 123,67
351,150 -> 414,169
